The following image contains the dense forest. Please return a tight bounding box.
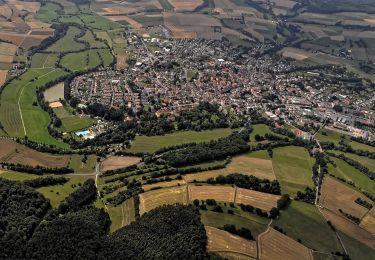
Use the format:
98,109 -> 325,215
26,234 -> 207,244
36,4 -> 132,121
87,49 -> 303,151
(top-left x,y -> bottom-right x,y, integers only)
0,178 -> 208,259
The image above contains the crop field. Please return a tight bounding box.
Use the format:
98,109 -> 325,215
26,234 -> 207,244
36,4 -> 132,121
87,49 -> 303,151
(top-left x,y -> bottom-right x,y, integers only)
259,228 -> 313,260
281,47 -> 311,61
205,226 -> 257,258
128,128 -> 233,153
36,175 -> 92,208
0,42 -> 17,64
339,231 -> 375,260
188,185 -> 236,203
322,209 -> 375,249
0,69 -> 7,86
31,53 -> 59,68
69,154 -> 97,174
143,179 -> 186,191
200,210 -> 268,237
320,177 -> 372,219
183,155 -> 276,182
139,185 -> 188,215
327,156 -> 375,197
168,0 -> 204,12
360,207 -> 375,235
107,16 -> 143,29
107,198 -> 135,232
100,156 -> 141,172
47,26 -> 85,52
44,82 -> 64,102
0,139 -> 70,168
273,201 -> 343,253
272,146 -> 314,196
235,188 -> 280,212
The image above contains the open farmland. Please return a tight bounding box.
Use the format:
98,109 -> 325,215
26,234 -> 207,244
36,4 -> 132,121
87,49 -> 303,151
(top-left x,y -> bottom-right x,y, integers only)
139,185 -> 188,215
272,201 -> 343,253
322,209 -> 375,249
281,47 -> 311,61
361,207 -> 375,235
36,175 -> 92,208
0,170 -> 41,181
0,69 -> 7,86
168,0 -> 204,12
188,185 -> 236,203
183,155 -> 275,182
107,198 -> 136,232
69,154 -> 97,174
235,188 -> 280,212
328,156 -> 375,195
205,226 -> 258,258
0,139 -> 69,168
100,156 -> 141,172
272,146 -> 314,196
143,179 -> 186,191
46,26 -> 85,53
31,53 -> 59,68
339,231 -> 375,260
320,176 -> 373,219
259,227 -> 313,260
201,210 -> 269,238
128,128 -> 233,153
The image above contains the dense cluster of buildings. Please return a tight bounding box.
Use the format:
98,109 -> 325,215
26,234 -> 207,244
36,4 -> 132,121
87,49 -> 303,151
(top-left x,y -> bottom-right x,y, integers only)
70,30 -> 375,140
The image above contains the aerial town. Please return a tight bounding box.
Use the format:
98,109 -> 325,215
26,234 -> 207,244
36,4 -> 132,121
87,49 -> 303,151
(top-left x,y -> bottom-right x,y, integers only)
71,29 -> 375,141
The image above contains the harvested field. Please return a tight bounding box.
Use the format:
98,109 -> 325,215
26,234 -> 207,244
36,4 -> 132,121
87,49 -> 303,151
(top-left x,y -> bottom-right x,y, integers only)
360,207 -> 375,235
0,5 -> 12,18
44,82 -> 64,102
188,185 -> 236,203
0,139 -> 70,168
0,32 -> 25,45
183,156 -> 276,182
107,15 -> 143,28
11,0 -> 41,13
205,226 -> 257,258
258,227 -> 313,260
168,0 -> 203,12
0,69 -> 7,86
116,53 -> 127,69
139,185 -> 188,215
322,209 -> 375,249
235,188 -> 280,212
164,12 -> 221,27
281,47 -> 310,61
320,177 -> 372,219
143,179 -> 186,191
100,156 -> 141,172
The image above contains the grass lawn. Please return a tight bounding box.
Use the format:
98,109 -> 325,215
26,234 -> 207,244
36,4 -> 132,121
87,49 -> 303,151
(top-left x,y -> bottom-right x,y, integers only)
333,152 -> 375,171
317,128 -> 375,152
95,31 -> 113,47
69,154 -> 97,174
128,128 -> 234,153
272,201 -> 343,253
47,26 -> 86,53
0,171 -> 40,181
79,30 -> 107,48
200,209 -> 268,238
327,156 -> 375,195
246,150 -> 271,160
36,176 -> 91,208
272,146 -> 314,196
339,231 -> 375,260
249,124 -> 273,141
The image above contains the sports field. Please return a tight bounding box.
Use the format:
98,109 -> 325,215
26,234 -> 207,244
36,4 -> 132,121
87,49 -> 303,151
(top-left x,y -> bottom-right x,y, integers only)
272,201 -> 343,253
272,146 -> 314,196
128,128 -> 233,153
